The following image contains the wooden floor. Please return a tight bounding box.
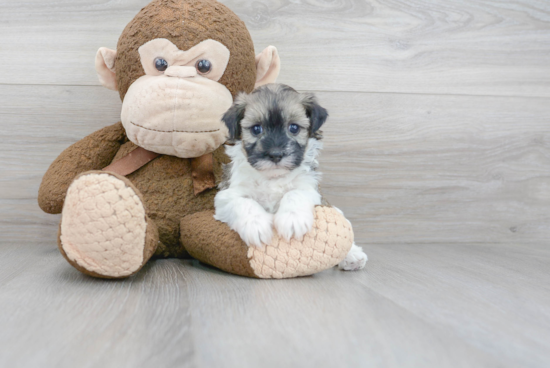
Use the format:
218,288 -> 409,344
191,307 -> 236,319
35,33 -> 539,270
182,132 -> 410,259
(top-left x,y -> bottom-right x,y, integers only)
1,0 -> 550,367
1,240 -> 549,368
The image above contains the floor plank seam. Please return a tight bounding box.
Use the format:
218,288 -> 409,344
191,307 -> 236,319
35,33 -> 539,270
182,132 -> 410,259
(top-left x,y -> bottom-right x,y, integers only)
1,82 -> 549,100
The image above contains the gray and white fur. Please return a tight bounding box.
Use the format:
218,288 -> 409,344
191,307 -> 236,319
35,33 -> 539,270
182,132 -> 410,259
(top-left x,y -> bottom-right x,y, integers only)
214,84 -> 367,271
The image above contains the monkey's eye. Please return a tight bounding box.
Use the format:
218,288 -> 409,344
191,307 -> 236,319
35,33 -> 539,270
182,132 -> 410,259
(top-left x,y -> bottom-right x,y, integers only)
154,58 -> 169,72
251,125 -> 263,136
289,124 -> 300,134
196,60 -> 212,74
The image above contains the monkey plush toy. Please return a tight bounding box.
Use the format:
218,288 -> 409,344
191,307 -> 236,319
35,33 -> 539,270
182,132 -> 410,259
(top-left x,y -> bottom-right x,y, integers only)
38,0 -> 354,279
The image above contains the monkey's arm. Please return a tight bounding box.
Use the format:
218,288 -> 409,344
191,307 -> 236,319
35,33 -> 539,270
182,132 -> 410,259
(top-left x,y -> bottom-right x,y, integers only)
38,122 -> 127,214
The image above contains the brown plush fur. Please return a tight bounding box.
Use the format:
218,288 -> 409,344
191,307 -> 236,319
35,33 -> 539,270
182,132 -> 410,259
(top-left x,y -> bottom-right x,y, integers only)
114,140 -> 230,258
38,0 -> 257,260
38,0 -> 354,278
115,0 -> 256,100
39,121 -> 231,259
180,210 -> 258,278
38,122 -> 128,214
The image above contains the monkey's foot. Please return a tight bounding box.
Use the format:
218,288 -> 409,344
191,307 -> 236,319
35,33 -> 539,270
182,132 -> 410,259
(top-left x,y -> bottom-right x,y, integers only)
58,171 -> 158,279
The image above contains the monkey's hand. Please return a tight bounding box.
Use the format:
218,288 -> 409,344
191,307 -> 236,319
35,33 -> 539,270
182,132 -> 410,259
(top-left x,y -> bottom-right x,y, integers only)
214,190 -> 273,248
274,189 -> 320,241
38,122 -> 127,214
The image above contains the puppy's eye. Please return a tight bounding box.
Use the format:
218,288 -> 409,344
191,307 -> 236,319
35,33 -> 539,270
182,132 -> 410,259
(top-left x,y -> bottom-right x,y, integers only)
251,125 -> 263,136
154,58 -> 169,72
196,60 -> 212,74
289,124 -> 300,134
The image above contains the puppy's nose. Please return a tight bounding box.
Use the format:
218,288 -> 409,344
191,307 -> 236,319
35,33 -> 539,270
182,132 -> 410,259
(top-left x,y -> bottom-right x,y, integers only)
164,66 -> 197,78
268,149 -> 284,163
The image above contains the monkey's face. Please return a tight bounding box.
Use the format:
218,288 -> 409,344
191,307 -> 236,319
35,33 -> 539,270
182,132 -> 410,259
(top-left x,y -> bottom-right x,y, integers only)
121,39 -> 232,158
95,0 -> 282,158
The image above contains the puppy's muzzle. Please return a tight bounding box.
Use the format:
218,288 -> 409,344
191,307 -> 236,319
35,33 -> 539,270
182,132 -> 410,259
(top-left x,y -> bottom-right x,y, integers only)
267,148 -> 285,163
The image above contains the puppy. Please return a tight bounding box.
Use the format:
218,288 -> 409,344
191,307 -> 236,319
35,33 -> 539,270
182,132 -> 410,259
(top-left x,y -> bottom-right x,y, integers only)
214,84 -> 367,271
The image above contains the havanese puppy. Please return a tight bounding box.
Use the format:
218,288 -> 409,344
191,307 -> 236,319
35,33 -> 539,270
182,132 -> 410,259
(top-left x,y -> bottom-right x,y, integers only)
214,84 -> 367,271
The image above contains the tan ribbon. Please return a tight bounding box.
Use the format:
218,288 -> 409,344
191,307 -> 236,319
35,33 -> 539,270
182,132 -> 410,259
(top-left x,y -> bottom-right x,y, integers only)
190,152 -> 216,196
102,147 -> 216,196
102,147 -> 160,176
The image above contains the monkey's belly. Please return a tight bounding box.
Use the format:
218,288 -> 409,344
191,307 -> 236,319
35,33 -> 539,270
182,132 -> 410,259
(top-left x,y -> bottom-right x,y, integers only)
111,142 -> 225,257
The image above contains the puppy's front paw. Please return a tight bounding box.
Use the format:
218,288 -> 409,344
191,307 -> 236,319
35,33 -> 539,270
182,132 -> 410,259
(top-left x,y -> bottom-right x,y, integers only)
274,208 -> 314,241
238,213 -> 273,248
339,244 -> 368,271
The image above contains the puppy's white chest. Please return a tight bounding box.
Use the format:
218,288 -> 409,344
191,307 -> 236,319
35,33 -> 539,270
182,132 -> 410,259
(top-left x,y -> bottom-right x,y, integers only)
248,180 -> 294,214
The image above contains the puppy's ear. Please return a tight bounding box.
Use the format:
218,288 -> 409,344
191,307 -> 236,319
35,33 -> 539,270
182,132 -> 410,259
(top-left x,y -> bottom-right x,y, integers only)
222,97 -> 247,141
302,93 -> 328,135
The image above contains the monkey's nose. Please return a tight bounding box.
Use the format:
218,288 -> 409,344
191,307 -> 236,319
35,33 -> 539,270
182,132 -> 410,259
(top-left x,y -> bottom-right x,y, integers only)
164,66 -> 197,78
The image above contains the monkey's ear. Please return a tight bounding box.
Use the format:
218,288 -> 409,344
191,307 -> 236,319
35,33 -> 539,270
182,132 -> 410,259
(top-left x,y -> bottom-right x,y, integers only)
222,99 -> 246,141
302,93 -> 329,134
95,47 -> 118,91
255,46 -> 281,89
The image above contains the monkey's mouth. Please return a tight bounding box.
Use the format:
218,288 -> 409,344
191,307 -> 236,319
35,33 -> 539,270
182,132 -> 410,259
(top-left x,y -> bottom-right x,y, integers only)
123,119 -> 228,158
120,74 -> 232,159
129,121 -> 221,134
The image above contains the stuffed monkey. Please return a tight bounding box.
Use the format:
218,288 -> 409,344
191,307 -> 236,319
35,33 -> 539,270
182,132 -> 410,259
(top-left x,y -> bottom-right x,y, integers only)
38,0 -> 354,279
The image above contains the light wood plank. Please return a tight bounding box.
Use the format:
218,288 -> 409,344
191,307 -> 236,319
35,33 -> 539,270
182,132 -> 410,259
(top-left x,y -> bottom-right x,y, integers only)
316,91 -> 550,244
363,242 -> 550,368
1,0 -> 550,367
0,243 -> 197,368
1,240 -> 549,367
2,85 -> 549,245
1,0 -> 549,97
179,258 -> 509,368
